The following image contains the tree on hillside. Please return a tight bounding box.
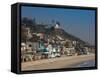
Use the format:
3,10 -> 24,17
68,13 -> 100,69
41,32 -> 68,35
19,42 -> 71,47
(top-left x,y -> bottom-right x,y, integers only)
22,17 -> 36,26
21,26 -> 27,42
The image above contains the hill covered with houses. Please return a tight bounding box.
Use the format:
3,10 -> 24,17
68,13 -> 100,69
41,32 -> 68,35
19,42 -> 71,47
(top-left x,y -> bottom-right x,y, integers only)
21,17 -> 95,62
21,17 -> 87,45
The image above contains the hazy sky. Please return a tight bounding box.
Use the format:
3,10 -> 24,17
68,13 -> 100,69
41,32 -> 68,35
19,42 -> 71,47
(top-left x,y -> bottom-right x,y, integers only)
21,6 -> 95,45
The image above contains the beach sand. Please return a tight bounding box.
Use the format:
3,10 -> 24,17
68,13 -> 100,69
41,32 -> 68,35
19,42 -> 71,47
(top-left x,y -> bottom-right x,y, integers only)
21,54 -> 95,71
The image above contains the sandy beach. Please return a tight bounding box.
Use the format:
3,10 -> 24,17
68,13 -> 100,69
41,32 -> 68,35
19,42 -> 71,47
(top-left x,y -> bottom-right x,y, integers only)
21,54 -> 95,71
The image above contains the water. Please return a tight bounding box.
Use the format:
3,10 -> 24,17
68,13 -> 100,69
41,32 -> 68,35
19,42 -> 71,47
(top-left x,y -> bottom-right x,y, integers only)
74,60 -> 95,67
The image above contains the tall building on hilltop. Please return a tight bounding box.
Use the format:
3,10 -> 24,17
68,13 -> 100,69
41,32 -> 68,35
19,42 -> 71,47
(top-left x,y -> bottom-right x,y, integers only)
54,22 -> 60,29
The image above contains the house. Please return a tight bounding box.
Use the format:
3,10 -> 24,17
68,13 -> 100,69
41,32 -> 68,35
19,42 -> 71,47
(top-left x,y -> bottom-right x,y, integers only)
84,45 -> 95,54
25,27 -> 32,39
21,42 -> 33,62
21,42 -> 26,53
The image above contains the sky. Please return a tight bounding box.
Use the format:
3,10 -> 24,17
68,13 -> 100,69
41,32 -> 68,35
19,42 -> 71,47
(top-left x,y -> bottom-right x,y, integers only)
21,6 -> 95,45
